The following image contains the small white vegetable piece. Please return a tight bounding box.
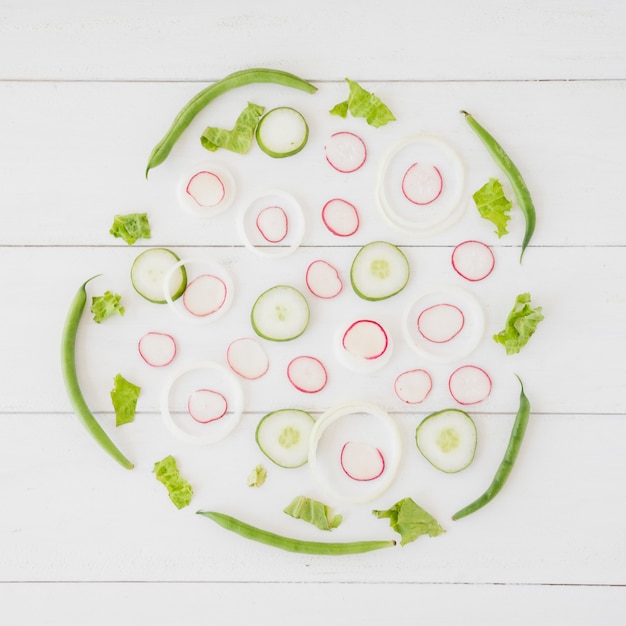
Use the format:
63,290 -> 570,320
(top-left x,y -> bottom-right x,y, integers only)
287,356 -> 328,393
336,319 -> 393,373
340,441 -> 385,481
251,285 -> 309,341
178,163 -> 235,217
448,365 -> 492,405
321,198 -> 360,237
417,303 -> 465,343
138,332 -> 176,367
255,205 -> 289,243
131,247 -> 187,304
324,131 -> 367,173
416,408 -> 477,473
226,338 -> 269,380
350,241 -> 410,301
182,274 -> 227,317
394,369 -> 433,404
256,408 -> 315,468
401,162 -> 443,205
451,240 -> 495,282
186,171 -> 224,206
256,107 -> 309,158
187,389 -> 228,423
305,260 -> 343,299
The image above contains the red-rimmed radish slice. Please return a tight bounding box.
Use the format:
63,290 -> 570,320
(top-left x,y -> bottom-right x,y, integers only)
451,240 -> 495,282
321,198 -> 360,236
401,162 -> 443,205
340,441 -> 385,481
187,389 -> 228,423
324,131 -> 367,173
182,274 -> 227,317
448,365 -> 492,405
186,170 -> 226,207
255,205 -> 289,243
394,369 -> 433,404
138,332 -> 176,367
418,303 -> 465,343
287,356 -> 328,393
305,260 -> 343,299
342,320 -> 388,360
226,338 -> 269,380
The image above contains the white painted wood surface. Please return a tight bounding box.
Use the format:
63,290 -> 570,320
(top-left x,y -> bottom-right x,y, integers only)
1,1 -> 625,623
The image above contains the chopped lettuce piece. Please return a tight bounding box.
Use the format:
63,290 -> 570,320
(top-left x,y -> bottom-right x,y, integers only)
330,78 -> 395,128
90,291 -> 124,323
247,464 -> 267,488
283,495 -> 342,531
372,497 -> 445,546
494,292 -> 544,355
109,212 -> 151,245
110,373 -> 141,427
200,101 -> 265,153
472,177 -> 512,237
153,455 -> 193,509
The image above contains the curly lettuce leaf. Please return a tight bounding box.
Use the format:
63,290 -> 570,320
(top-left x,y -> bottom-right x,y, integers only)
200,101 -> 265,153
110,373 -> 141,427
247,464 -> 267,488
153,455 -> 193,509
91,291 -> 124,323
372,497 -> 445,546
473,177 -> 512,237
284,495 -> 342,531
494,292 -> 544,355
109,213 -> 151,245
330,78 -> 395,128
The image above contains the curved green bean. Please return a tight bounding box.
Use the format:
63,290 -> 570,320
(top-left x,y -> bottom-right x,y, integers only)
146,68 -> 318,177
197,511 -> 395,555
452,375 -> 530,520
61,276 -> 134,470
461,110 -> 536,263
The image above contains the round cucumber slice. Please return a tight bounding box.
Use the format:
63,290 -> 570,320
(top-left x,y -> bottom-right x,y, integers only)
415,408 -> 477,473
256,408 -> 315,468
251,285 -> 309,341
256,107 -> 309,158
131,248 -> 187,304
350,241 -> 410,301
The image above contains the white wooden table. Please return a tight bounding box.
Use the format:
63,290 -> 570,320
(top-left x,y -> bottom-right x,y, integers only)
1,1 -> 625,623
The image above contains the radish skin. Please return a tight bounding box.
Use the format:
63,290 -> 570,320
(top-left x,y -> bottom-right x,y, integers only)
340,441 -> 385,481
324,131 -> 367,173
342,320 -> 388,360
394,369 -> 433,404
287,356 -> 328,393
305,260 -> 343,299
401,162 -> 443,205
452,240 -> 495,282
186,171 -> 225,207
449,365 -> 492,405
256,205 -> 289,243
226,338 -> 269,380
188,389 -> 228,423
138,332 -> 176,367
182,274 -> 227,317
321,198 -> 360,236
417,303 -> 465,343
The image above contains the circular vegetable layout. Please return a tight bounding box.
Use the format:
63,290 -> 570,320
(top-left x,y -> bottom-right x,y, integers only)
178,163 -> 236,217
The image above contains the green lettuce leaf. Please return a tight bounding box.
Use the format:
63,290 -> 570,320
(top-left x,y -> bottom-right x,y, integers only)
472,177 -> 512,237
494,292 -> 544,355
153,455 -> 193,509
330,79 -> 395,128
110,373 -> 141,427
283,495 -> 342,531
200,101 -> 265,153
247,464 -> 267,488
90,291 -> 124,323
372,498 -> 445,546
109,213 -> 151,245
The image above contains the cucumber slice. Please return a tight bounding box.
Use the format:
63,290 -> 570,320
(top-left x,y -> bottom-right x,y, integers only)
256,107 -> 309,158
256,408 -> 315,467
131,248 -> 187,304
415,408 -> 477,473
350,241 -> 410,301
251,285 -> 309,341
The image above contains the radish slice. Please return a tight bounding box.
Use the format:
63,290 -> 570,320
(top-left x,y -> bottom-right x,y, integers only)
452,240 -> 495,282
178,163 -> 235,217
255,205 -> 289,243
188,389 -> 228,423
342,320 -> 388,359
449,365 -> 492,405
186,171 -> 225,207
182,274 -> 227,317
401,163 -> 443,205
394,369 -> 433,404
138,332 -> 176,367
305,260 -> 343,299
321,198 -> 360,236
324,131 -> 367,173
287,356 -> 328,393
417,303 -> 465,343
226,338 -> 269,380
340,441 -> 385,481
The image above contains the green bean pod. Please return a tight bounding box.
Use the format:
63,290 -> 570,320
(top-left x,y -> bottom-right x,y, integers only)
461,110 -> 536,262
197,511 -> 396,555
60,276 -> 134,470
146,68 -> 318,177
452,375 -> 530,520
